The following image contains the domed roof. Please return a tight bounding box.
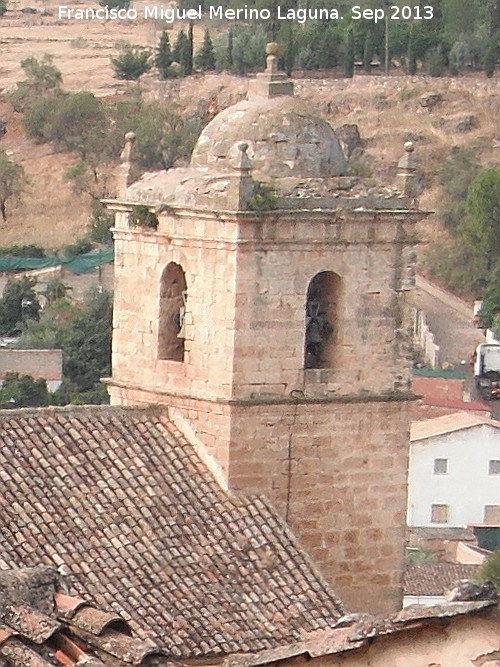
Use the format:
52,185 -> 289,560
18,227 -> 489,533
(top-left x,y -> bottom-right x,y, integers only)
190,97 -> 346,179
190,44 -> 346,180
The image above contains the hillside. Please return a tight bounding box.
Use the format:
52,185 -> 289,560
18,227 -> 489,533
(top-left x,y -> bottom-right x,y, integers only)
2,5 -> 500,250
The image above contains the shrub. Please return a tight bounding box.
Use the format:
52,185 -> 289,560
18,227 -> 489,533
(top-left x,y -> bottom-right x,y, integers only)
111,46 -> 152,81
0,373 -> 49,408
0,244 -> 45,258
479,548 -> 500,590
246,182 -> 277,211
129,205 -> 158,229
62,238 -> 92,257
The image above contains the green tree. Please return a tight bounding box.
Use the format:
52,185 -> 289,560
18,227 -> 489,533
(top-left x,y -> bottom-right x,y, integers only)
438,148 -> 481,231
88,202 -> 114,244
196,29 -> 216,71
23,95 -> 63,144
52,92 -> 106,159
9,54 -> 62,112
363,31 -> 374,73
18,296 -> 80,350
0,150 -> 26,221
478,284 -> 500,329
0,276 -> 40,336
187,21 -> 194,74
56,289 -> 112,392
0,0 -> 7,16
156,30 -> 172,79
111,46 -> 152,81
43,278 -> 71,305
427,46 -> 446,76
173,27 -> 193,75
479,548 -> 500,590
282,25 -> 295,76
343,27 -> 355,78
98,0 -> 130,7
0,373 -> 49,409
132,102 -> 202,170
227,28 -> 234,69
407,26 -> 417,74
484,38 -> 497,77
461,168 -> 500,273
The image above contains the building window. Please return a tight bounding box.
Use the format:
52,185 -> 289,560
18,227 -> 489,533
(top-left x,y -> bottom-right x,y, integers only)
484,505 -> 500,524
304,271 -> 340,369
433,458 -> 448,475
489,460 -> 500,475
158,262 -> 187,362
431,504 -> 449,524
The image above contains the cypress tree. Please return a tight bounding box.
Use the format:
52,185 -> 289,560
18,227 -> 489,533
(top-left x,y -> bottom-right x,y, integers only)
283,25 -> 295,76
343,27 -> 354,78
484,39 -> 496,78
363,31 -> 373,73
172,29 -> 187,64
407,26 -> 417,75
196,29 -> 216,71
186,21 -> 194,75
227,28 -> 234,70
173,30 -> 191,76
155,30 -> 172,79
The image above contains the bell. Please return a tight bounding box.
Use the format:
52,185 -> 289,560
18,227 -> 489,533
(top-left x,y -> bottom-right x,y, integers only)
177,305 -> 186,339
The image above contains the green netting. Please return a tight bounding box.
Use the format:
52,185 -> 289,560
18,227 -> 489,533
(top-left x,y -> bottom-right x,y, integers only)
0,248 -> 114,275
412,366 -> 467,379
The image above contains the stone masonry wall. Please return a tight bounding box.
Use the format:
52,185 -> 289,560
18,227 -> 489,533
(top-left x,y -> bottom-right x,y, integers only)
109,380 -> 410,615
228,398 -> 411,615
109,206 -> 417,615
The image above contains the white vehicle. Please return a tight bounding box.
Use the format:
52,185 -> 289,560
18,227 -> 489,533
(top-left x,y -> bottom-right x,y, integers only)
474,343 -> 500,400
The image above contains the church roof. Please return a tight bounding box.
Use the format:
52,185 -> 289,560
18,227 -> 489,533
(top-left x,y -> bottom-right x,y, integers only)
0,566 -> 168,666
190,96 -> 346,180
190,43 -> 345,181
0,406 -> 344,658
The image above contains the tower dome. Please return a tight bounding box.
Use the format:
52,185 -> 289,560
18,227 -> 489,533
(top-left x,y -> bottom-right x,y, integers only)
190,43 -> 346,179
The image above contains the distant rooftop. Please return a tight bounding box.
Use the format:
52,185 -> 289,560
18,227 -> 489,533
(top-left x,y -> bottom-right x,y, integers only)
404,562 -> 480,596
411,411 -> 500,442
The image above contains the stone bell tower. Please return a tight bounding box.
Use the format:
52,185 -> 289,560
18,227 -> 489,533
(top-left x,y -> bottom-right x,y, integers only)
105,44 -> 425,614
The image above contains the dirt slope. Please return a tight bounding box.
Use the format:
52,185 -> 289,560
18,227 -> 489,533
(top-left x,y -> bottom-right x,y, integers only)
2,5 -> 500,249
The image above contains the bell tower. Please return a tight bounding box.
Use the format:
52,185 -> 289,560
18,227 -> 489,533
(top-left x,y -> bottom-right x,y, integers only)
105,45 -> 424,614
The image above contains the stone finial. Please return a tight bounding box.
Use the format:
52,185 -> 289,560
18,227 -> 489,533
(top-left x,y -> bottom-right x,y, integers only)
118,131 -> 138,195
229,142 -> 252,172
248,42 -> 293,100
398,141 -> 417,171
226,141 -> 254,210
396,141 -> 420,204
265,42 -> 280,74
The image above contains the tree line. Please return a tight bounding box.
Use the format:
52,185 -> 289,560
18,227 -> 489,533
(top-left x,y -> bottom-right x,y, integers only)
143,0 -> 500,79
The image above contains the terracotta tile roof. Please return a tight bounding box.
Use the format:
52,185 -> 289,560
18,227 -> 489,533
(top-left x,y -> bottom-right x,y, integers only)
0,406 -> 344,658
0,566 -> 169,666
410,411 -> 500,442
220,599 -> 499,666
404,562 -> 480,596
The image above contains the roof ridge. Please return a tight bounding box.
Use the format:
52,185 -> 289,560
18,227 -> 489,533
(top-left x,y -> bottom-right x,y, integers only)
0,404 -> 166,418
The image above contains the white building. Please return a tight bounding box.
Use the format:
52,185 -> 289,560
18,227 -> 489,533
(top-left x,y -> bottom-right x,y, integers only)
408,412 -> 500,528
